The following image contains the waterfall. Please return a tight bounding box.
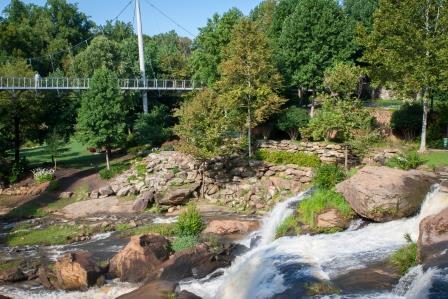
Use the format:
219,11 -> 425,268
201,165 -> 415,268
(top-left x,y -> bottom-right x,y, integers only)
180,185 -> 447,299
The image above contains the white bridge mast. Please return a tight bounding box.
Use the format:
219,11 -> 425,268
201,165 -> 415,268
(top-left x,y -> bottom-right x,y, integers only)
135,0 -> 148,114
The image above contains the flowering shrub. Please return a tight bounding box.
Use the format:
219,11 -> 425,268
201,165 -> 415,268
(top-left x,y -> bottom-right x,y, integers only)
32,168 -> 55,183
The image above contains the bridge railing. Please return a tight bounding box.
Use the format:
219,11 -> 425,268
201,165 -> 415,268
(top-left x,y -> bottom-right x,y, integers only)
0,77 -> 200,91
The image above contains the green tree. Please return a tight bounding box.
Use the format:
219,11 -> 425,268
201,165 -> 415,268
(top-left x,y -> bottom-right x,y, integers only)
323,62 -> 364,98
277,106 -> 310,140
250,0 -> 276,33
344,0 -> 378,30
134,105 -> 171,147
278,0 -> 355,90
361,0 -> 448,152
190,8 -> 243,85
76,68 -> 126,170
219,19 -> 286,157
45,129 -> 64,169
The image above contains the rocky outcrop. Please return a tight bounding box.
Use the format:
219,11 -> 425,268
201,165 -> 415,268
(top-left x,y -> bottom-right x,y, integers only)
203,219 -> 259,235
155,183 -> 201,206
116,280 -> 177,299
0,267 -> 26,283
61,196 -> 138,218
257,140 -> 358,165
177,291 -> 202,299
336,166 -> 438,222
42,251 -> 104,290
109,234 -> 171,282
418,206 -> 448,268
316,209 -> 349,229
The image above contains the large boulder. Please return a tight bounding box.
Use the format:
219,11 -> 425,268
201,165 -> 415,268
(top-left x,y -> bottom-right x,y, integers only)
336,166 -> 438,222
418,206 -> 448,268
155,183 -> 200,206
116,280 -> 177,299
109,234 -> 171,282
0,267 -> 26,283
158,243 -> 232,281
61,196 -> 136,218
52,251 -> 104,290
203,220 -> 259,235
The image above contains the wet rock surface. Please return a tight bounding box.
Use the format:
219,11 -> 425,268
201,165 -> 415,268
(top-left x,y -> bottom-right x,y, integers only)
336,166 -> 438,222
116,280 -> 177,299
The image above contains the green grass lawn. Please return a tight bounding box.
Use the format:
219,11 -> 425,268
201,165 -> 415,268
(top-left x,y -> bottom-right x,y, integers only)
21,139 -> 107,170
422,150 -> 448,168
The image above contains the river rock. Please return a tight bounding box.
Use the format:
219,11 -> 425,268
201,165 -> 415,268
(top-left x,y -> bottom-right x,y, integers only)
316,208 -> 349,229
336,166 -> 438,222
109,234 -> 171,282
0,267 -> 26,283
156,183 -> 200,206
116,280 -> 177,299
418,206 -> 448,268
53,251 -> 104,290
203,219 -> 259,235
132,190 -> 154,212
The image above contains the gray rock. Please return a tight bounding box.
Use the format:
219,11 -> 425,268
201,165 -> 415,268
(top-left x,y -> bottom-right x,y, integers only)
132,191 -> 154,212
99,185 -> 114,197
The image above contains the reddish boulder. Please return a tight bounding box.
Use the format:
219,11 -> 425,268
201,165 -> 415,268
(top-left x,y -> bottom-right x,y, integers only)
203,220 -> 259,235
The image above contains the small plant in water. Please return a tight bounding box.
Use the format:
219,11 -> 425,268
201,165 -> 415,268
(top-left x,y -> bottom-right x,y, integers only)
32,168 -> 55,183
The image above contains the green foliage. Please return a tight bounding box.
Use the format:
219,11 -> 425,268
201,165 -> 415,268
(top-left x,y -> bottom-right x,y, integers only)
344,0 -> 378,30
386,152 -> 424,170
275,215 -> 301,239
297,189 -> 353,228
45,129 -> 65,169
76,67 -> 126,168
32,168 -> 55,183
47,180 -> 60,192
422,151 -> 448,168
323,62 -> 364,98
347,130 -> 382,158
98,162 -> 130,180
8,157 -> 28,184
277,106 -> 310,140
306,282 -> 341,296
390,242 -> 418,275
118,223 -> 177,237
255,149 -> 321,167
313,164 -> 346,189
175,204 -> 205,237
278,0 -> 355,89
134,105 -> 172,147
135,163 -> 146,177
307,97 -> 374,142
171,235 -> 199,252
390,103 -> 423,140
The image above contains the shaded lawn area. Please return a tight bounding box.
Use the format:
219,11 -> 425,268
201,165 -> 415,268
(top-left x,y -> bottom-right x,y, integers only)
21,139 -> 107,170
422,150 -> 448,168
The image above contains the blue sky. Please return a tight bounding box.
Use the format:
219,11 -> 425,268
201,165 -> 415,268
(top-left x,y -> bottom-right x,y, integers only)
0,0 -> 264,37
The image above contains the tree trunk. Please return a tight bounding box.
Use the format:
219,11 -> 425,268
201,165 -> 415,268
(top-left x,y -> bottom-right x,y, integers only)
14,114 -> 20,164
106,148 -> 111,170
288,129 -> 298,141
52,155 -> 57,170
248,105 -> 252,158
310,98 -> 315,118
419,89 -> 429,153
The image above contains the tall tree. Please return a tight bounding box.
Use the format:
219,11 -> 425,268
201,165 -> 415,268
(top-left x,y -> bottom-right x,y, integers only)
189,8 -> 243,85
344,0 -> 378,30
76,68 -> 126,170
219,19 -> 286,157
250,0 -> 276,33
361,0 -> 448,152
278,0 -> 355,90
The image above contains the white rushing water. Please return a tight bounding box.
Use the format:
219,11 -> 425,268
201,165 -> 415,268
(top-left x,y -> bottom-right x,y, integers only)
180,185 -> 447,299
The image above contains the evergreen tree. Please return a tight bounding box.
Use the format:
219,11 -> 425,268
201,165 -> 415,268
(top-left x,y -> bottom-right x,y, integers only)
361,0 -> 448,152
76,68 -> 126,169
219,19 -> 286,157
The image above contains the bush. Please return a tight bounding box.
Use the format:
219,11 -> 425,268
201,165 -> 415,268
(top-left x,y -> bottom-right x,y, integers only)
99,163 -> 130,180
391,103 -> 422,140
313,164 -> 346,189
171,235 -> 199,252
277,106 -> 310,140
323,62 -> 364,98
47,180 -> 60,192
390,241 -> 418,275
8,157 -> 28,184
175,204 -> 204,237
386,152 -> 424,170
32,168 -> 55,183
297,189 -> 353,228
347,130 -> 382,158
255,149 -> 321,167
134,105 -> 172,147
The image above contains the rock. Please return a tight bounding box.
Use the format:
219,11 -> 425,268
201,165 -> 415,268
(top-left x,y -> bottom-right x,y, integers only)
0,295 -> 12,299
90,190 -> 99,199
336,166 -> 438,222
61,197 -> 136,219
177,290 -> 202,299
316,209 -> 349,229
156,183 -> 200,206
99,185 -> 114,197
116,280 -> 177,299
109,234 -> 171,282
60,191 -> 73,199
132,191 -> 154,212
418,206 -> 448,268
158,243 -> 231,281
52,251 -> 104,290
0,267 -> 26,283
117,186 -> 132,197
203,220 -> 259,235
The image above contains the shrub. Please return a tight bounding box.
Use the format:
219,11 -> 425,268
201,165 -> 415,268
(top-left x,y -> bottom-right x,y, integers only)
347,130 -> 382,158
134,105 -> 172,147
275,215 -> 301,239
297,189 -> 353,228
99,163 -> 130,180
391,103 -> 422,140
386,152 -> 424,170
255,149 -> 321,167
175,204 -> 204,237
171,235 -> 199,252
390,242 -> 418,275
277,106 -> 310,140
8,157 -> 28,184
47,180 -> 60,192
313,164 -> 346,189
32,168 -> 55,183
323,62 -> 364,98
135,163 -> 146,177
